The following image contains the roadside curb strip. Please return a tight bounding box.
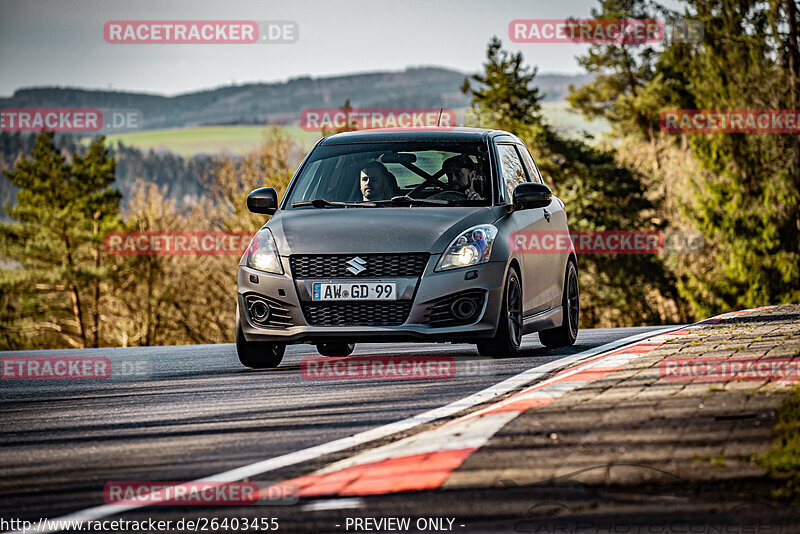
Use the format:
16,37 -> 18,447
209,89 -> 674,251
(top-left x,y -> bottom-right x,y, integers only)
275,306 -> 778,498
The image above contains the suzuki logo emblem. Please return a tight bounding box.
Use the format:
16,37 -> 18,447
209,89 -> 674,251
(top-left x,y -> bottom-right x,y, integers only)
345,256 -> 367,275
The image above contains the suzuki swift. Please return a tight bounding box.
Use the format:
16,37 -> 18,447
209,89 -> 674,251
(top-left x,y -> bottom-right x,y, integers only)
236,128 -> 579,368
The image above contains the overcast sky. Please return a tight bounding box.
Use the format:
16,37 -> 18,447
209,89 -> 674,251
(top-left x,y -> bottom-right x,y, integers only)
0,0 -> 679,97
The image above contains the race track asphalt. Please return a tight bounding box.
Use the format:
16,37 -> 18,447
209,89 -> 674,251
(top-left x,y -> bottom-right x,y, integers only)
0,326 -> 671,532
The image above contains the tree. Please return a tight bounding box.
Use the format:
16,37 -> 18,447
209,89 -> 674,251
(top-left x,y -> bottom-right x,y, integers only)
110,128 -> 304,347
464,37 -> 687,326
111,180 -> 188,347
566,0 -> 696,171
567,0 -> 673,135
569,0 -> 800,316
0,129 -> 304,350
462,37 -> 544,135
0,133 -> 122,349
667,0 -> 800,315
178,126 -> 303,344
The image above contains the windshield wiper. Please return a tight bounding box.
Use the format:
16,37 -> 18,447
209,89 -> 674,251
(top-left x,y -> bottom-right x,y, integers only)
371,195 -> 451,207
292,198 -> 376,208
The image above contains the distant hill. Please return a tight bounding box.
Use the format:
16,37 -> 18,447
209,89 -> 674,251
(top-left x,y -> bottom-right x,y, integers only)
0,68 -> 600,211
0,68 -> 593,131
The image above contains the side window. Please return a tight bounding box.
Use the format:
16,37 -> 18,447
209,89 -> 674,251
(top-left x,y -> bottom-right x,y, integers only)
518,146 -> 544,184
497,144 -> 527,202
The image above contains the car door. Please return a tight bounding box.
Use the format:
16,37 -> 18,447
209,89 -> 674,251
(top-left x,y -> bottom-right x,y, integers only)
518,144 -> 565,307
496,142 -> 552,316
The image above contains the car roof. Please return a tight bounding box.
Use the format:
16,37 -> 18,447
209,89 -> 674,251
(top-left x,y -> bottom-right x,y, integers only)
317,127 -> 520,145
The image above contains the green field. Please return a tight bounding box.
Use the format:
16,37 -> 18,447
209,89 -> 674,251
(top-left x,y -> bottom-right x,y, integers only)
104,126 -> 323,157
103,102 -> 609,158
540,99 -> 611,136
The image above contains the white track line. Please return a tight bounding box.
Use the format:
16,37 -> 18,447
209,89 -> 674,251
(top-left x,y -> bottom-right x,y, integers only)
6,326 -> 681,534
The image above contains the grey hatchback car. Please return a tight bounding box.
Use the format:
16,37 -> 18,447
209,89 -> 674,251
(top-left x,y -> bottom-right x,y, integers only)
236,128 -> 579,368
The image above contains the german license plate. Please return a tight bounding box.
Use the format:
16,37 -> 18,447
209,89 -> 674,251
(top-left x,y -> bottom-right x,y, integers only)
312,282 -> 397,301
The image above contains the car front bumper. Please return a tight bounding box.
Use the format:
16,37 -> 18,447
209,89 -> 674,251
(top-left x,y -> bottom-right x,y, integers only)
237,255 -> 508,344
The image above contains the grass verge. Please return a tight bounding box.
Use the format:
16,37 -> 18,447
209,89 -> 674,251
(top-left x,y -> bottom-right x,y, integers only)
758,384 -> 800,498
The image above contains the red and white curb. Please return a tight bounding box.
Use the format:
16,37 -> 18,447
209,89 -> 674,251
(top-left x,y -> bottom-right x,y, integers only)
271,306 -> 777,498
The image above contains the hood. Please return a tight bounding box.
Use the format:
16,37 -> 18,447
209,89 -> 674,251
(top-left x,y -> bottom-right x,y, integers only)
266,206 -> 502,255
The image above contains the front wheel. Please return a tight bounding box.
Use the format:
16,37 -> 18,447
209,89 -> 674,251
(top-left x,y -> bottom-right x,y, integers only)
236,325 -> 286,369
477,267 -> 523,358
316,342 -> 355,357
538,260 -> 579,348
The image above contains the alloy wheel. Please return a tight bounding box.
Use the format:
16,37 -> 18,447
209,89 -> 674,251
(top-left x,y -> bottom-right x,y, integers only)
567,268 -> 579,338
507,271 -> 523,348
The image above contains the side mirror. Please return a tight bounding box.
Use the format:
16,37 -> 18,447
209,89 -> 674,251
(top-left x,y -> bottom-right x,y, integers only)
513,182 -> 552,210
247,187 -> 278,215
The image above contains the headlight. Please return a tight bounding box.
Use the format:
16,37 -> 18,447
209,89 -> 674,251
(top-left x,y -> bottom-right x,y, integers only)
244,228 -> 283,274
436,224 -> 498,271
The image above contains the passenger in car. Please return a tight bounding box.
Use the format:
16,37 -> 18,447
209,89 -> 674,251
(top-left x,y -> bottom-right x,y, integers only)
359,160 -> 401,201
442,155 -> 481,200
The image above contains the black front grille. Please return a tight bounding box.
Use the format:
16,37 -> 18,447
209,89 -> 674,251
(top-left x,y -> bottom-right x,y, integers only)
423,290 -> 486,327
290,253 -> 428,278
301,301 -> 413,326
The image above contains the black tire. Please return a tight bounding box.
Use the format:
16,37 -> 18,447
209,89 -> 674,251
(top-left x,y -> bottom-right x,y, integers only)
236,324 -> 285,369
477,267 -> 523,358
316,342 -> 355,357
538,260 -> 579,348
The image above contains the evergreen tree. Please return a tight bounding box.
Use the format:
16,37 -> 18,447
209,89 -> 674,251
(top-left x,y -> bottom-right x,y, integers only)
462,37 -> 544,134
463,37 -> 685,326
668,0 -> 800,314
0,133 -> 123,349
566,0 -> 672,141
569,0 -> 800,316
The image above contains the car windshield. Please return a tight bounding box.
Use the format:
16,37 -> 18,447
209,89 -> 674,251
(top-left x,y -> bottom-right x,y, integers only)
285,142 -> 492,208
